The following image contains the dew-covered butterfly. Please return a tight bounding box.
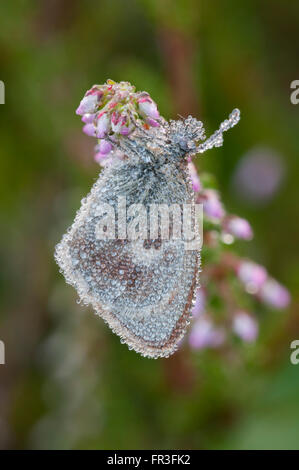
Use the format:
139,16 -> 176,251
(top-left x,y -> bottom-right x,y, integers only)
55,80 -> 240,358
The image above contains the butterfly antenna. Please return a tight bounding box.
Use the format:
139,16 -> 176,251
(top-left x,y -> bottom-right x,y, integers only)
196,108 -> 240,154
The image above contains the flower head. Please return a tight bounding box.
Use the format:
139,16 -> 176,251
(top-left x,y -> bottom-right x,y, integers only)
223,216 -> 253,240
199,189 -> 225,220
83,123 -> 96,137
260,279 -> 290,309
189,316 -> 225,349
233,311 -> 258,342
76,94 -> 99,116
76,79 -> 162,165
238,261 -> 267,293
138,94 -> 160,120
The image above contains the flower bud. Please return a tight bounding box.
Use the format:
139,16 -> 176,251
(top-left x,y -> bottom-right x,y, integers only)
76,94 -> 98,116
233,311 -> 258,342
138,96 -> 160,120
96,113 -> 110,138
200,190 -> 225,220
224,216 -> 253,240
189,316 -> 225,349
188,161 -> 201,192
260,279 -> 290,309
98,139 -> 113,155
83,123 -> 96,137
81,113 -> 97,124
238,261 -> 267,293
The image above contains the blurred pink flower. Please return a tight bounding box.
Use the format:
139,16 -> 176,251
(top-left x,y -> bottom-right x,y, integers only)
201,190 -> 225,220
189,316 -> 225,349
233,311 -> 258,342
187,161 -> 201,192
224,216 -> 253,240
238,261 -> 267,293
192,288 -> 206,317
232,147 -> 285,205
260,279 -> 290,309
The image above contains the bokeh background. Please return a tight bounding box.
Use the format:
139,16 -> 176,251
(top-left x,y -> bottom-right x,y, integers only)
0,0 -> 299,450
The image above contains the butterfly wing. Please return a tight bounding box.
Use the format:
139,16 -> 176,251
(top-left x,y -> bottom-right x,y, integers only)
55,158 -> 200,358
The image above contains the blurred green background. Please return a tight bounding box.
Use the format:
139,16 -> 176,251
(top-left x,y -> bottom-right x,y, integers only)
0,0 -> 299,450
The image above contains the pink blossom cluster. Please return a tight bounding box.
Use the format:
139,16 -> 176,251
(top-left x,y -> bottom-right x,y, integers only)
236,260 -> 290,309
188,161 -> 290,350
188,161 -> 253,241
76,79 -> 160,166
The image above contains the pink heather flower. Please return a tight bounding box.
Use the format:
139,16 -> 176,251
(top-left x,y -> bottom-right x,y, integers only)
260,279 -> 290,309
76,94 -> 98,115
146,117 -> 160,128
111,111 -> 121,133
111,111 -> 132,135
120,123 -> 134,136
96,113 -> 110,138
83,123 -> 96,137
138,96 -> 160,120
232,147 -> 285,204
188,161 -> 201,192
86,86 -> 103,97
81,113 -> 97,124
224,216 -> 253,240
189,316 -> 225,349
202,190 -> 225,220
238,261 -> 267,293
233,311 -> 258,342
94,140 -> 113,164
77,82 -> 163,157
98,139 -> 113,155
192,289 -> 206,317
